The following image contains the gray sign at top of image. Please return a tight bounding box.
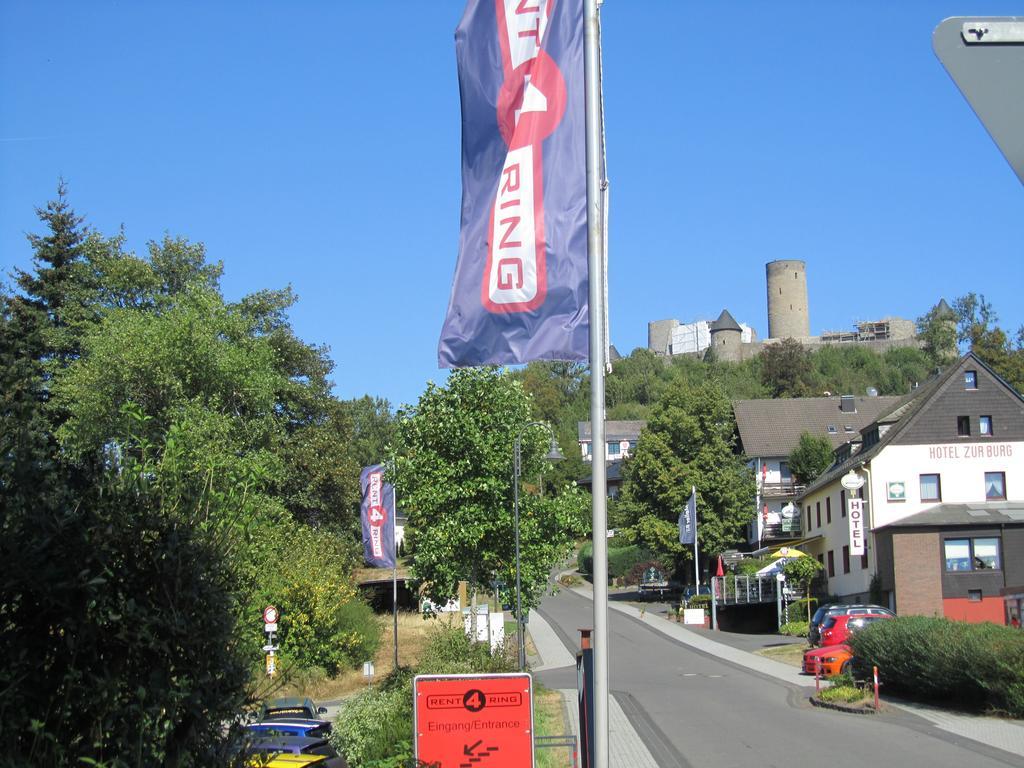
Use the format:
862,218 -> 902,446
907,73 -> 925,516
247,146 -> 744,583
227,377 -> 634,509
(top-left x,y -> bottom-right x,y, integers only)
934,17 -> 1024,184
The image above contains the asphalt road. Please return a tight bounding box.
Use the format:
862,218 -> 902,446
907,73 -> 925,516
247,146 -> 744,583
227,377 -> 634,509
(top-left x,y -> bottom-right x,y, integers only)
535,588 -> 1024,768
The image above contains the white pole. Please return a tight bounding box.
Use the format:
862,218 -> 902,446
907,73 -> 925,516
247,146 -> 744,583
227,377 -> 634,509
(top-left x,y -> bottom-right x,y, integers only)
693,487 -> 699,587
393,485 -> 399,671
584,1 -> 609,766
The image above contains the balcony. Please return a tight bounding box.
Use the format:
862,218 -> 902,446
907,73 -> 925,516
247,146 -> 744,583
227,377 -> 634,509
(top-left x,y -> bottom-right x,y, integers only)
760,480 -> 804,499
761,520 -> 803,541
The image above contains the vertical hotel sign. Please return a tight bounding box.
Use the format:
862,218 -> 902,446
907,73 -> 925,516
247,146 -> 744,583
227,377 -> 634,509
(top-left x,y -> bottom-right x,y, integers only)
848,499 -> 865,556
439,0 -> 587,367
841,470 -> 867,557
360,464 -> 396,569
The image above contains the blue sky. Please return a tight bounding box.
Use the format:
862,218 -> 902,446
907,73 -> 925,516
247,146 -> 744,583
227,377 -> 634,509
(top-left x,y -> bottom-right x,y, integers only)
2,1 -> 1022,409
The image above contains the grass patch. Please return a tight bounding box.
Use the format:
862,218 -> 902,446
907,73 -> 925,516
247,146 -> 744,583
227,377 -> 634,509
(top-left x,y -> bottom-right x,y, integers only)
755,642 -> 807,668
534,686 -> 573,768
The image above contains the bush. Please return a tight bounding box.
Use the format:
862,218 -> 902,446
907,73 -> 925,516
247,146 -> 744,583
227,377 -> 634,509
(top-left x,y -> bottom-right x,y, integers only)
333,668 -> 415,767
333,626 -> 516,767
578,541 -> 658,582
735,557 -> 773,575
849,616 -> 1024,716
779,621 -> 809,637
786,597 -> 817,624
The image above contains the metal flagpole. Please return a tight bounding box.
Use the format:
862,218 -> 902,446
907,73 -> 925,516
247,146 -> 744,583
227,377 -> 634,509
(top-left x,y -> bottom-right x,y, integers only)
692,487 -> 699,587
393,486 -> 399,671
584,1 -> 609,766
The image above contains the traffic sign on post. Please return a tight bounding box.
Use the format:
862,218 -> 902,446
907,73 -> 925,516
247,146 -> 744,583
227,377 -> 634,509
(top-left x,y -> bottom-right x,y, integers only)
934,17 -> 1024,184
414,673 -> 534,767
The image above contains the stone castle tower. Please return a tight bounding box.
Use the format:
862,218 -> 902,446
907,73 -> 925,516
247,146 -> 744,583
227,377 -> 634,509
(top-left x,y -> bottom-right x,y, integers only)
709,309 -> 744,362
766,259 -> 810,339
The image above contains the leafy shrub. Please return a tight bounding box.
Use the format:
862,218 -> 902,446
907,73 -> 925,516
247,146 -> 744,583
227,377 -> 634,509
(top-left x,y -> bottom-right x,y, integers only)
849,616 -> 1024,716
818,679 -> 868,704
578,537 -> 636,576
333,626 -> 516,767
333,668 -> 415,767
253,522 -> 379,676
786,597 -> 816,624
417,624 -> 517,675
735,557 -> 773,575
779,621 -> 809,637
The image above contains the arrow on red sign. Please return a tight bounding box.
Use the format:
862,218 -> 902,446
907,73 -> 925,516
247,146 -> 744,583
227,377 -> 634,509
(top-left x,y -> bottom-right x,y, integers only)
459,740 -> 499,766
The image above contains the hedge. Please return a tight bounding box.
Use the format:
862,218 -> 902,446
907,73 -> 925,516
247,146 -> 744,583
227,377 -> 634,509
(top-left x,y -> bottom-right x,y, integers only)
849,616 -> 1024,716
577,541 -> 657,582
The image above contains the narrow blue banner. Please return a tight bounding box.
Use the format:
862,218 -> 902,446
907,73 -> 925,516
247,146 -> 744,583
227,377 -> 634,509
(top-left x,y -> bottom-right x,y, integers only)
360,464 -> 396,569
439,0 -> 588,367
679,487 -> 697,545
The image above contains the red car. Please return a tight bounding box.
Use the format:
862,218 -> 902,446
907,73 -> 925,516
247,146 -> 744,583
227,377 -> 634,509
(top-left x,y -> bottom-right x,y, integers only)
819,613 -> 892,646
803,644 -> 854,677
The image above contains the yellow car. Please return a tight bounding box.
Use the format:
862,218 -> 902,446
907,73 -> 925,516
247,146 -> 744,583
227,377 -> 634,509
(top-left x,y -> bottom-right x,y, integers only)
246,754 -> 333,767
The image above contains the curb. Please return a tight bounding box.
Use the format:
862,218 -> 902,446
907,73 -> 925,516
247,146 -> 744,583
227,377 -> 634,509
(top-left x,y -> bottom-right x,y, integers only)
810,696 -> 882,715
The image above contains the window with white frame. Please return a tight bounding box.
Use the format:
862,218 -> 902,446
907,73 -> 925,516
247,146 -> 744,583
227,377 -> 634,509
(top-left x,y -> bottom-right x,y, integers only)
920,473 -> 941,502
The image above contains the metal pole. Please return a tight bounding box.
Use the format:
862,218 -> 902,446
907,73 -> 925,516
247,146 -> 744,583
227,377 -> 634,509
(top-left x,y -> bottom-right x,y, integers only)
711,581 -> 717,630
693,531 -> 699,588
514,435 -> 525,672
584,2 -> 608,766
393,486 -> 399,671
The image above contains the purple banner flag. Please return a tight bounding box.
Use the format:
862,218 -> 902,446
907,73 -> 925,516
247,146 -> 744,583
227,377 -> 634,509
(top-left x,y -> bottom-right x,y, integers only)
360,464 -> 396,569
438,0 -> 588,367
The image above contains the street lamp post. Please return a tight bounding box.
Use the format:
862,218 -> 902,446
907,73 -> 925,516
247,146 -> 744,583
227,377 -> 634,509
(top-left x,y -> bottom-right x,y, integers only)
513,422 -> 564,671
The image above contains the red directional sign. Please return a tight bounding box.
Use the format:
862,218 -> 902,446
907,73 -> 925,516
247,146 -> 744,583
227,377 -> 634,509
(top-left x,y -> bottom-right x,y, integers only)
414,673 -> 534,767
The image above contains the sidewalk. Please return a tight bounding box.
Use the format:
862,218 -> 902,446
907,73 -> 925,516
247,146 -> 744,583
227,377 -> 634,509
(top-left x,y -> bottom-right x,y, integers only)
539,580 -> 1024,760
526,609 -> 659,767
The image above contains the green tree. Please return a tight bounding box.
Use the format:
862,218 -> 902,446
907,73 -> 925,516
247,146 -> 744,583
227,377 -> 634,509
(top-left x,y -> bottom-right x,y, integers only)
760,338 -> 817,397
953,293 -> 1024,392
916,300 -> 958,366
0,409 -> 250,766
395,367 -> 589,615
788,431 -> 834,485
616,377 -> 755,577
11,181 -> 95,373
783,556 -> 824,622
346,395 -> 399,470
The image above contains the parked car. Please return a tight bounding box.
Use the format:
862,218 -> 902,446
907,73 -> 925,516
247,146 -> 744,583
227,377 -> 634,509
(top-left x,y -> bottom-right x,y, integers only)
809,604 -> 895,645
242,734 -> 346,768
259,697 -> 329,721
246,719 -> 332,738
802,644 -> 854,677
246,756 -> 337,768
819,613 -> 892,646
